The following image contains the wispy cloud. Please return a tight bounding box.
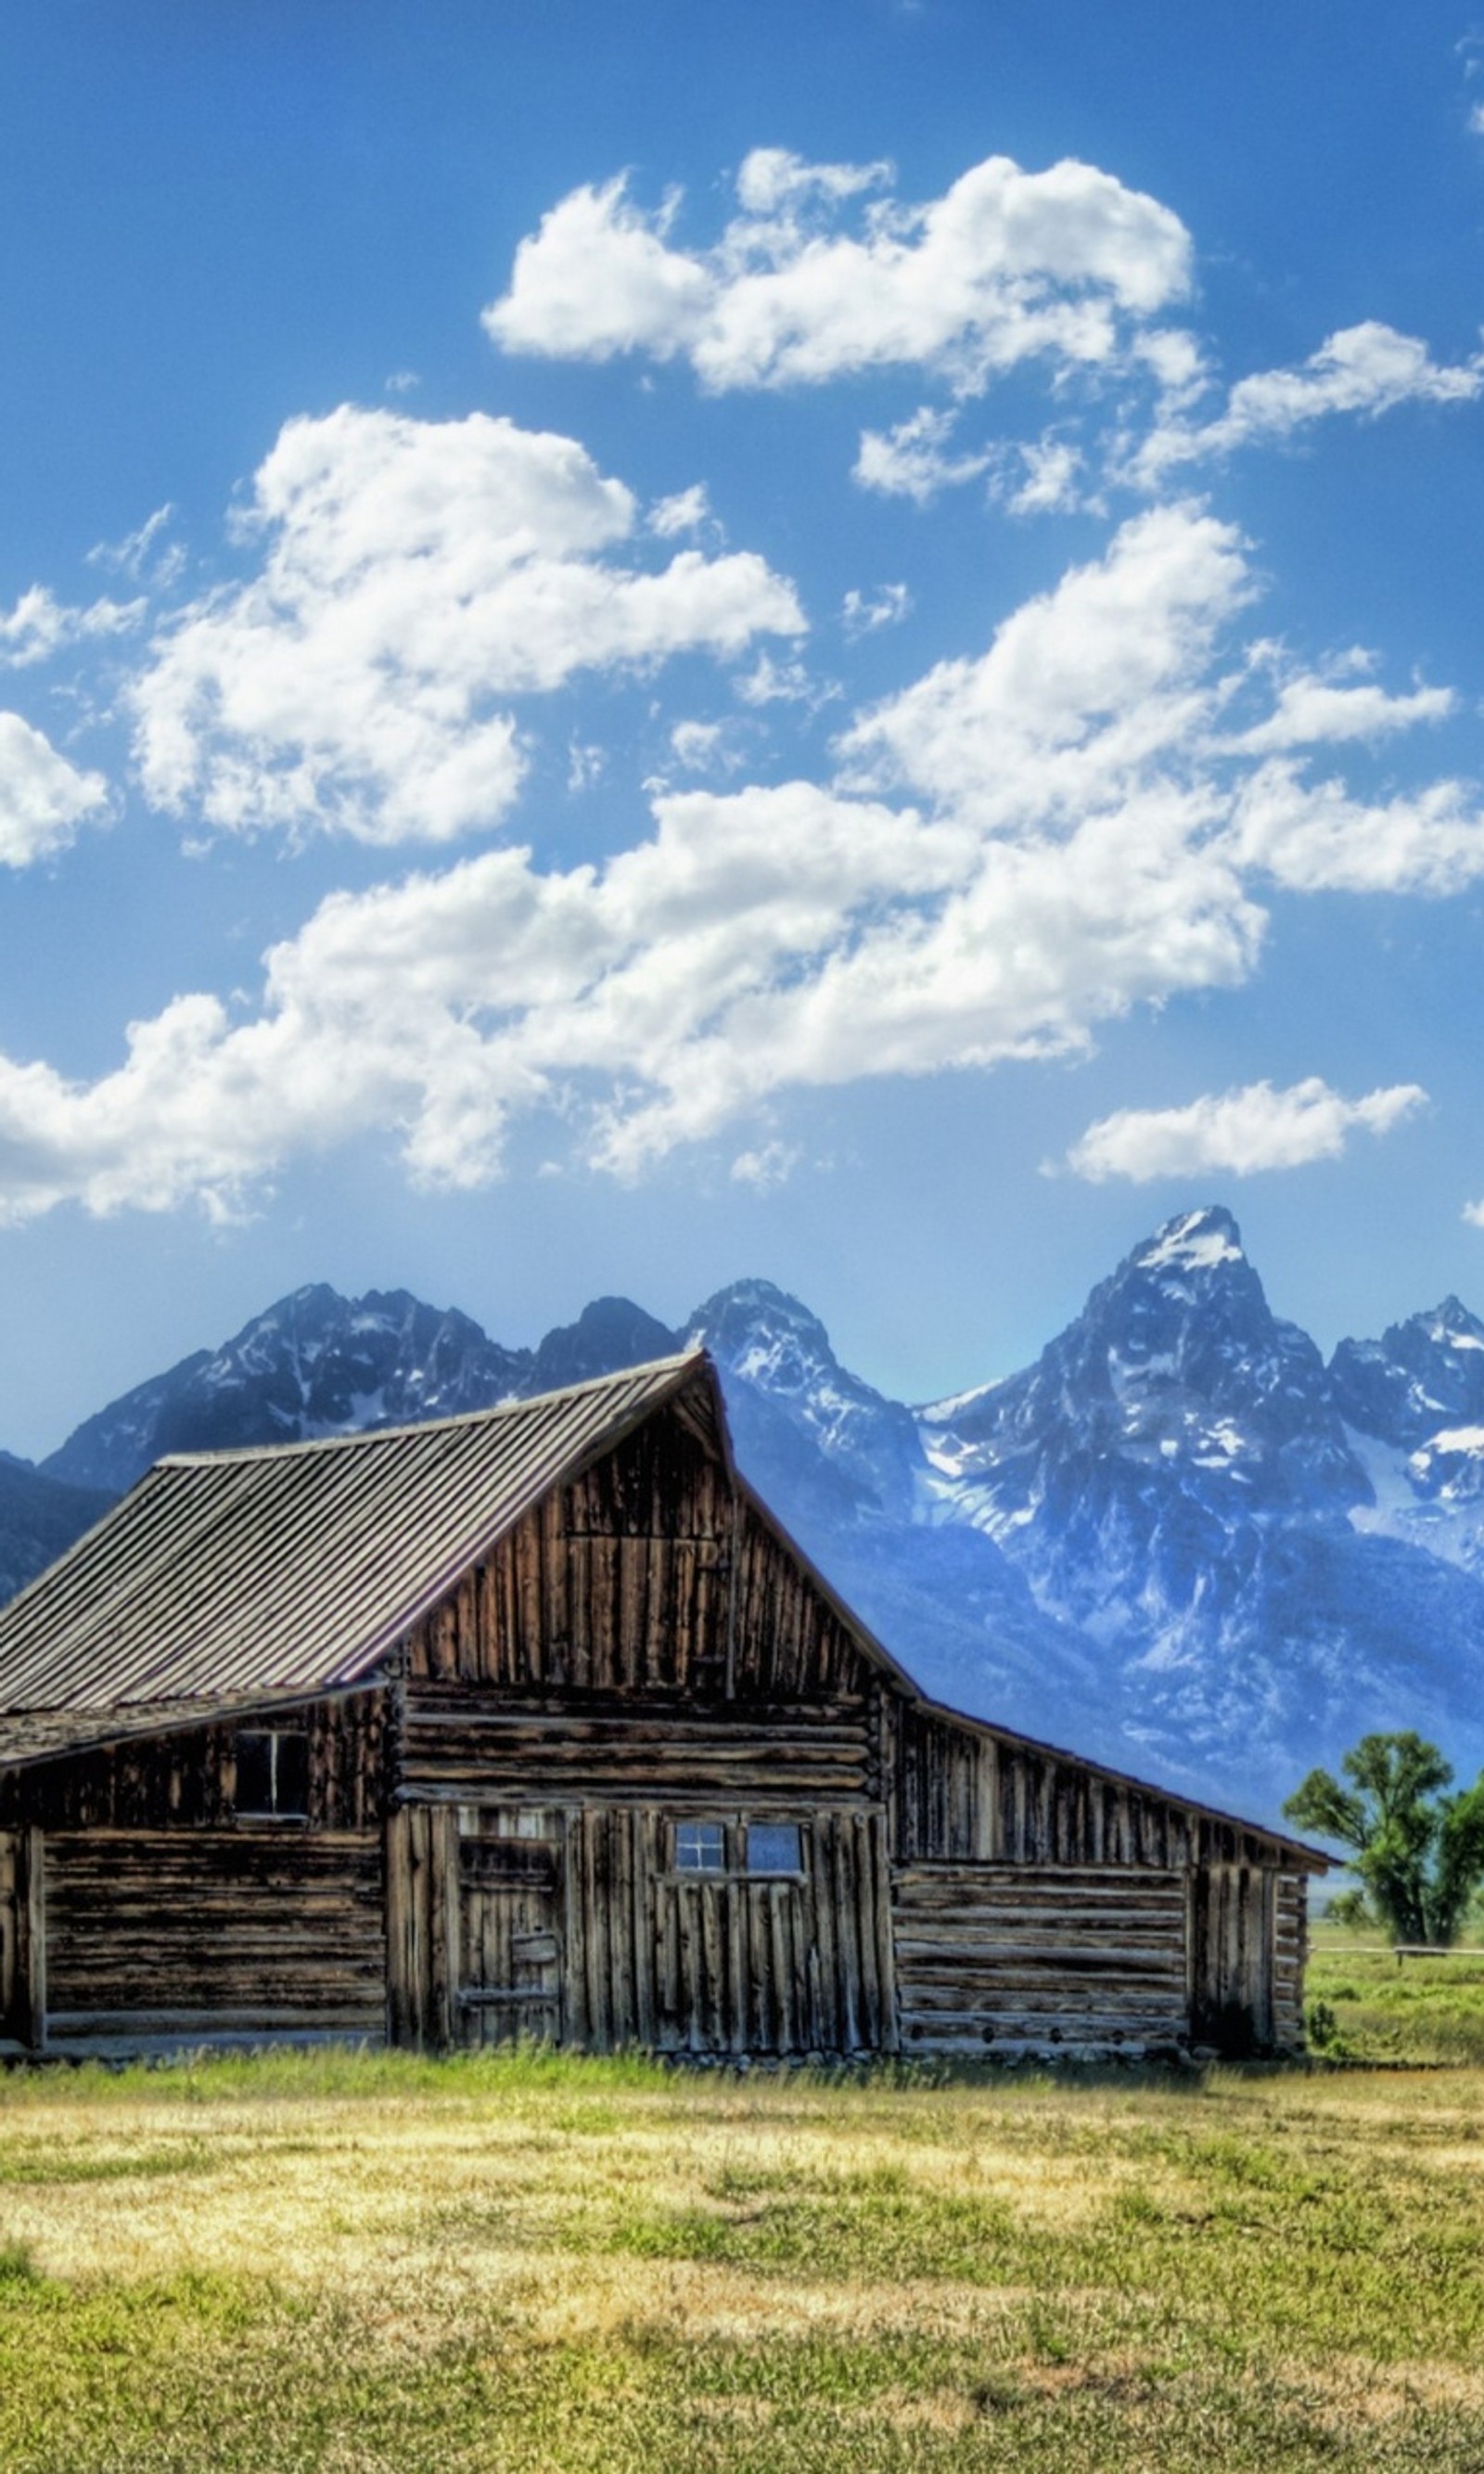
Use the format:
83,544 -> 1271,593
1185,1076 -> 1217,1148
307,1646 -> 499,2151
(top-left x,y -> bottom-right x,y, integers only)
0,585 -> 146,669
648,482 -> 712,538
988,434 -> 1088,517
841,583 -> 911,636
1132,321 -> 1483,484
86,504 -> 184,588
853,407 -> 991,504
1065,1077 -> 1428,1182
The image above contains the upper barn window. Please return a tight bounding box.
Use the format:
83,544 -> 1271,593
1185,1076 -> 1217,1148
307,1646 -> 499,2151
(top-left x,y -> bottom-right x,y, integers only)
745,1822 -> 803,1877
233,1728 -> 310,1820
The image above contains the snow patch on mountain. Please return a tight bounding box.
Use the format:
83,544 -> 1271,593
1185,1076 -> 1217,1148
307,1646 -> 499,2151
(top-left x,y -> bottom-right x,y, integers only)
1135,1210 -> 1246,1275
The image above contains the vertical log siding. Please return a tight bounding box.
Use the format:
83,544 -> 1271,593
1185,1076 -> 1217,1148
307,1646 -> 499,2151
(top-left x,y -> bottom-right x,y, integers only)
401,1412 -> 875,1705
0,1827 -> 44,2051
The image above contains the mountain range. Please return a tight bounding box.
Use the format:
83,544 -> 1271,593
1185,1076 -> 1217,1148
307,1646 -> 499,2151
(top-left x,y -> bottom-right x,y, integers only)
7,1204 -> 1484,1824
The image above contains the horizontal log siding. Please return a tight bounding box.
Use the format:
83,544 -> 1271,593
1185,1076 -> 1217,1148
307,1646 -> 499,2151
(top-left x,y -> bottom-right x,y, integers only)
4,1693 -> 386,1834
1273,1873 -> 1308,2052
43,1828 -> 386,2049
563,1805 -> 895,2058
893,1863 -> 1190,2057
402,1408 -> 875,1704
399,1687 -> 872,1807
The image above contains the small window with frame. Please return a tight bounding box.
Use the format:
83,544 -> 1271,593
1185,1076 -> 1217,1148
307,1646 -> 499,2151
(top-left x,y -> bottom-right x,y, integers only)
673,1819 -> 727,1874
745,1822 -> 803,1877
233,1728 -> 310,1820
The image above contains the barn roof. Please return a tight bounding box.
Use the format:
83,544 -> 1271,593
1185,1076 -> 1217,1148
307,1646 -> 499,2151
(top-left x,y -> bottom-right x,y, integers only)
0,1352 -> 706,1715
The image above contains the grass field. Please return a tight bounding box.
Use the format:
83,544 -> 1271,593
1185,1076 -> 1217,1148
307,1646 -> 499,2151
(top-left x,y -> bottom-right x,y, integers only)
4,2038 -> 1484,2472
1308,1920 -> 1484,2067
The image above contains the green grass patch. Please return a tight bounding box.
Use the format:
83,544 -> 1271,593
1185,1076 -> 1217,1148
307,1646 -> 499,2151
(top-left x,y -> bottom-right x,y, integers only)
1309,1922 -> 1484,2064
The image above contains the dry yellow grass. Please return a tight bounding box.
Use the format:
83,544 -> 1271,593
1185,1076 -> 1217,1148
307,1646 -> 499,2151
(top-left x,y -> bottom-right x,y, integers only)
2,2048 -> 1483,2470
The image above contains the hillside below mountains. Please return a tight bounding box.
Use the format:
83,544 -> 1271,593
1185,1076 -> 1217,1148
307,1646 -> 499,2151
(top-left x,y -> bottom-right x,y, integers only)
8,1206 -> 1484,1821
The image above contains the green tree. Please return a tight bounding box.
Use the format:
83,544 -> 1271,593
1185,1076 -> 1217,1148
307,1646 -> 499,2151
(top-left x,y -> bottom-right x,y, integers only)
1284,1732 -> 1484,1946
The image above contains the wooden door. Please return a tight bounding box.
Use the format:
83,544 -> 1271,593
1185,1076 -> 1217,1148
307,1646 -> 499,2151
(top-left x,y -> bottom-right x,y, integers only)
1189,1863 -> 1275,2054
456,1810 -> 563,2046
657,1873 -> 809,2056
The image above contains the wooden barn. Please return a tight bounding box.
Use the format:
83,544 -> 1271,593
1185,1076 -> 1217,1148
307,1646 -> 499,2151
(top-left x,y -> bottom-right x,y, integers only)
0,1351 -> 1325,2064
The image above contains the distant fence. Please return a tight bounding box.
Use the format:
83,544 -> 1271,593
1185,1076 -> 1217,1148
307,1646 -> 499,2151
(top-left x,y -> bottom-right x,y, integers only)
1340,1944 -> 1484,1966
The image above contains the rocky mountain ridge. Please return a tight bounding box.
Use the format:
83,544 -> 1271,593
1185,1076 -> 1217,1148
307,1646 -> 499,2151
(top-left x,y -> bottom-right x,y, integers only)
8,1206 -> 1484,1819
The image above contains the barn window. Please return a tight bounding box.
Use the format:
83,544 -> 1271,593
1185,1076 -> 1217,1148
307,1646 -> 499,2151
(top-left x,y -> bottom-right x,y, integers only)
233,1728 -> 310,1819
673,1820 -> 726,1873
745,1822 -> 803,1877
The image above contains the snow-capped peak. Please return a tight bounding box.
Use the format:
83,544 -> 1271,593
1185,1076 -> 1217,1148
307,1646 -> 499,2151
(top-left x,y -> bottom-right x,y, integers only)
1423,1297 -> 1484,1352
1134,1207 -> 1246,1277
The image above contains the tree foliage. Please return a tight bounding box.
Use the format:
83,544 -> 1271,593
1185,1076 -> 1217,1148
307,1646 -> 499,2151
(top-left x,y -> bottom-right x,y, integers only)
1284,1731 -> 1484,1946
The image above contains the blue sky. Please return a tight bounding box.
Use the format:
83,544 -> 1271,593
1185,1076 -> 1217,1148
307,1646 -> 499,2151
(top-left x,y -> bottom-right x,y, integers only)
6,0 -> 1484,1454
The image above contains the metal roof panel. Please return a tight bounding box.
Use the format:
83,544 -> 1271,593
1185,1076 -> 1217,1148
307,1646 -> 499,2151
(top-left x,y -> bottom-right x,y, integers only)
0,1352 -> 704,1713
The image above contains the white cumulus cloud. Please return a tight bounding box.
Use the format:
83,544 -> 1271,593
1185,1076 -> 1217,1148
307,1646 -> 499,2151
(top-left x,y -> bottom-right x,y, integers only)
485,147 -> 1193,394
0,712 -> 111,867
130,405 -> 804,847
1065,1076 -> 1428,1182
1234,762 -> 1484,895
1227,667 -> 1454,754
838,501 -> 1254,826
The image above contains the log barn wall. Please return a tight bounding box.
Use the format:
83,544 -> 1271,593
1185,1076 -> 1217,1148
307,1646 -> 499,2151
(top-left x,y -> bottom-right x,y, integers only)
385,1407 -> 897,2055
2,1696 -> 387,2054
44,1829 -> 385,2054
895,1704 -> 1307,1875
399,1405 -> 876,1706
890,1709 -> 1314,2057
385,1799 -> 897,2058
1273,1874 -> 1308,2053
893,1864 -> 1191,2057
0,1827 -> 43,2049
